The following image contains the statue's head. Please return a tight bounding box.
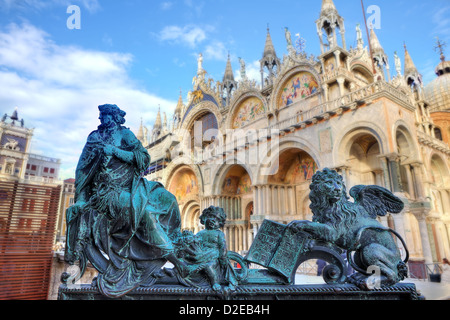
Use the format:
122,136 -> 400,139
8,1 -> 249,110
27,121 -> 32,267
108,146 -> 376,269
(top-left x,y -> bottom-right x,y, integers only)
200,206 -> 227,230
98,104 -> 126,127
309,168 -> 348,212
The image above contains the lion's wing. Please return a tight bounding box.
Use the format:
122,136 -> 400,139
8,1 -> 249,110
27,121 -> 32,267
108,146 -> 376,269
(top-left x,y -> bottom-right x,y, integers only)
349,185 -> 405,219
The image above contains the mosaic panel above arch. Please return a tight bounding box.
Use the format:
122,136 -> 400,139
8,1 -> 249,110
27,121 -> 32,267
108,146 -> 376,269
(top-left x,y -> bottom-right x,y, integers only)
269,149 -> 318,184
278,71 -> 319,109
168,167 -> 199,202
221,165 -> 253,195
232,96 -> 265,129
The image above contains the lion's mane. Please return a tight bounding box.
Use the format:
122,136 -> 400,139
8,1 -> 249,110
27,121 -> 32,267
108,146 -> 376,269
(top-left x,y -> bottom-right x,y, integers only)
309,168 -> 358,230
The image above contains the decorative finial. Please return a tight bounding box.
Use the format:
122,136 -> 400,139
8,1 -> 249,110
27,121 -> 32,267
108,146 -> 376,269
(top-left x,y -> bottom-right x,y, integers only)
295,33 -> 307,54
435,37 -> 447,62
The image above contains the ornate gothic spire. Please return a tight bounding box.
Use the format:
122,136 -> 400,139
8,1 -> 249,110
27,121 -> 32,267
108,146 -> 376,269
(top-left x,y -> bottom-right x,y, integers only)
223,53 -> 237,104
137,118 -> 145,142
175,90 -> 184,116
321,0 -> 337,14
370,26 -> 390,80
316,0 -> 346,53
370,27 -> 384,56
404,44 -> 418,76
403,43 -> 423,90
153,107 -> 162,130
163,112 -> 167,128
223,53 -> 235,83
260,26 -> 280,88
262,26 -> 277,60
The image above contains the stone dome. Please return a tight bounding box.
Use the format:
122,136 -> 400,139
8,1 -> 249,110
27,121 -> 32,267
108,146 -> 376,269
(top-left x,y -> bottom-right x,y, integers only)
424,60 -> 450,112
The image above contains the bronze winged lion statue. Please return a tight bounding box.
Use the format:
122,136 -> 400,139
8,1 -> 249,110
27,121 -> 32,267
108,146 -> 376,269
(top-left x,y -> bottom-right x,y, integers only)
288,168 -> 409,289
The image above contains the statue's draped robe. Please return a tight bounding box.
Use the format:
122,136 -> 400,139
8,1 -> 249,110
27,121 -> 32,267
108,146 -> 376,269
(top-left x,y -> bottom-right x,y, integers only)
65,126 -> 181,298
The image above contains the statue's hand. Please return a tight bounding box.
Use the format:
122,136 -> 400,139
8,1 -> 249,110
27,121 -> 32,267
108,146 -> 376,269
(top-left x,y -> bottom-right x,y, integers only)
103,144 -> 116,156
73,201 -> 89,213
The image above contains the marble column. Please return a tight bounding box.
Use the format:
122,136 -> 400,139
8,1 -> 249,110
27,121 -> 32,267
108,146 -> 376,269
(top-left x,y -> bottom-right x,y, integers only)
235,226 -> 239,252
340,30 -> 346,50
379,216 -> 389,228
392,212 -> 408,256
238,197 -> 242,220
436,220 -> 450,260
404,164 -> 416,199
333,49 -> 340,66
283,187 -> 289,216
259,186 -> 265,217
253,223 -> 258,240
288,187 -> 295,216
337,77 -> 345,97
415,212 -> 434,264
445,221 -> 450,258
253,186 -> 260,216
384,154 -> 403,193
318,32 -> 325,55
411,163 -> 425,200
439,189 -> 450,216
378,156 -> 392,190
271,186 -> 276,215
322,84 -> 329,102
265,186 -> 272,216
277,186 -> 282,216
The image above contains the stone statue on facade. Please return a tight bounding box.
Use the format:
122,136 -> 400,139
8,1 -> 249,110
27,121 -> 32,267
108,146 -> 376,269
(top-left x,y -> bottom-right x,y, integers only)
197,53 -> 204,74
356,23 -> 363,49
285,27 -> 296,56
394,51 -> 402,76
238,57 -> 246,80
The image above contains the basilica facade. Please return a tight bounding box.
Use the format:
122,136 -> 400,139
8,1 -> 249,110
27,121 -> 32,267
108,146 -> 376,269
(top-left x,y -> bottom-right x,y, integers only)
141,0 -> 450,275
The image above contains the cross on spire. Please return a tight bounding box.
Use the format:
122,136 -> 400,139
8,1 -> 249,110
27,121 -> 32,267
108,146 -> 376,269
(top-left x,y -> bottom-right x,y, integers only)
435,37 -> 447,62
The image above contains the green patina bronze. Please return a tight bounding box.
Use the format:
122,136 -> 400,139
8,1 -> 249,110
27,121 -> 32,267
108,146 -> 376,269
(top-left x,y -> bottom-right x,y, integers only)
62,105 -> 410,300
286,168 -> 409,289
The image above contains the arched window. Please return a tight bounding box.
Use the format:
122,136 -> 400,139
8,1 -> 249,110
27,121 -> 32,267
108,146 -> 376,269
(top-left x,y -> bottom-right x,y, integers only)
434,127 -> 443,141
190,112 -> 218,151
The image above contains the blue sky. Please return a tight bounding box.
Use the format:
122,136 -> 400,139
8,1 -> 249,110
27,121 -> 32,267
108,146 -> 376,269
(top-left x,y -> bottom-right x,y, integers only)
0,0 -> 449,179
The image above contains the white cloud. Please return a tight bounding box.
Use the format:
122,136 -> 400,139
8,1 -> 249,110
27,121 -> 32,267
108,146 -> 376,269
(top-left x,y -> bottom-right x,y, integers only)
0,0 -> 100,12
432,6 -> 450,36
204,41 -> 228,61
158,24 -> 213,48
0,23 -> 175,179
160,1 -> 173,11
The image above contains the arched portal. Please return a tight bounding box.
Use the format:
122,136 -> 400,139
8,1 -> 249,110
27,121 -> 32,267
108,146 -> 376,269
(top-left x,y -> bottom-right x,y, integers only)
167,166 -> 200,231
181,200 -> 201,234
267,148 -> 318,221
215,164 -> 253,253
345,133 -> 383,190
430,154 -> 450,190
